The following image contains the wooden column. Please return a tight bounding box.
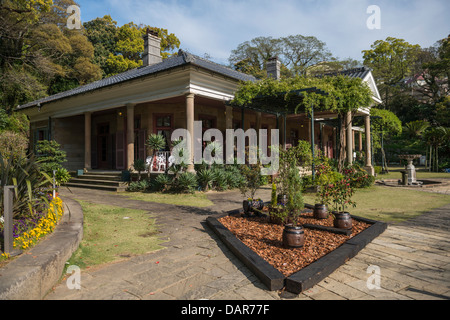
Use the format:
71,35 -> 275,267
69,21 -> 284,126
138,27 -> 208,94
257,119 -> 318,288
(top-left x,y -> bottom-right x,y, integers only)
126,103 -> 135,170
346,111 -> 353,165
186,93 -> 195,172
364,115 -> 374,175
84,112 -> 92,170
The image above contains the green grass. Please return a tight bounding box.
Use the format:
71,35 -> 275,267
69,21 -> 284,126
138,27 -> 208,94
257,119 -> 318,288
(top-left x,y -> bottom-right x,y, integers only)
118,191 -> 214,207
66,200 -> 164,269
303,185 -> 450,223
376,166 -> 450,180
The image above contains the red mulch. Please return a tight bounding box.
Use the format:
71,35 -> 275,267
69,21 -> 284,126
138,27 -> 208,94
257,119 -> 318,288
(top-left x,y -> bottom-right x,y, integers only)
219,210 -> 370,277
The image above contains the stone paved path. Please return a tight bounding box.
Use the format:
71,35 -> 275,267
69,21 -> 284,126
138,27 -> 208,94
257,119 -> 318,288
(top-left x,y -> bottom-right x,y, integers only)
44,186 -> 450,300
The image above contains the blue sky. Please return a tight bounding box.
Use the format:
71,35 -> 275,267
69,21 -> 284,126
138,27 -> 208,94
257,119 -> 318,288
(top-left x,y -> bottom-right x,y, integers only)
75,0 -> 450,65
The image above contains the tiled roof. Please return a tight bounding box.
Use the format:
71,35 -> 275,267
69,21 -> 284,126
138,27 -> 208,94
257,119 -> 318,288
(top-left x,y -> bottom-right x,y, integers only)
17,50 -> 256,110
324,66 -> 372,79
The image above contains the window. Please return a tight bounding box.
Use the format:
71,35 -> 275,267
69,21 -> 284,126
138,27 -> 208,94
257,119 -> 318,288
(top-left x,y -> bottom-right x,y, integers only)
33,127 -> 49,152
154,114 -> 173,151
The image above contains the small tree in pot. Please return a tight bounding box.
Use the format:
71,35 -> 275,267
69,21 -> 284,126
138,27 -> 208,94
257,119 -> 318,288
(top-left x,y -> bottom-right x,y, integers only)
239,162 -> 264,215
321,178 -> 356,229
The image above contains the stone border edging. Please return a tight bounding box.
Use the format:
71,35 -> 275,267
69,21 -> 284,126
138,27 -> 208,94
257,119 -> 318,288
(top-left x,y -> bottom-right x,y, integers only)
0,197 -> 83,300
206,209 -> 387,294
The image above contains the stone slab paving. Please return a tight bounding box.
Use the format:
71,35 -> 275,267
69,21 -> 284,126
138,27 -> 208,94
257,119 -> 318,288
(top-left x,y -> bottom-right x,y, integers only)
44,186 -> 450,300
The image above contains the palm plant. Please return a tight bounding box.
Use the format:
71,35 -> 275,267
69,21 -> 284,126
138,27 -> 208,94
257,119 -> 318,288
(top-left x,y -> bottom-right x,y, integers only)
0,153 -> 52,218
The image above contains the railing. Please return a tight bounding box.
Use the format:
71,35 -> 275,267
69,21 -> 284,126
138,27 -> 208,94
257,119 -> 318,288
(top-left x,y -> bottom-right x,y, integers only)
147,151 -> 172,173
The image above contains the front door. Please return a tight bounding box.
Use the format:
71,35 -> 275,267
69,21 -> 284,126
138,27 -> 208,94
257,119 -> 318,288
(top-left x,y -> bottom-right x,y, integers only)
97,123 -> 110,169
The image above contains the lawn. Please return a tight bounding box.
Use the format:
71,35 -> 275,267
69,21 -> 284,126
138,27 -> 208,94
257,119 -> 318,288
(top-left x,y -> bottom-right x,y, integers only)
118,191 -> 214,207
376,166 -> 450,180
66,200 -> 164,269
302,184 -> 450,223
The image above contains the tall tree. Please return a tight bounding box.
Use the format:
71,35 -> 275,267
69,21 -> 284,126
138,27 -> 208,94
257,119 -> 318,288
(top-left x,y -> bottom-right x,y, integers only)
0,0 -> 102,111
85,18 -> 181,77
362,37 -> 422,110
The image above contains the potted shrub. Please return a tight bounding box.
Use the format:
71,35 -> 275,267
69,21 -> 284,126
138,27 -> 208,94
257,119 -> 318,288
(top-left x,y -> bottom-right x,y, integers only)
146,133 -> 166,175
314,171 -> 344,219
239,163 -> 263,215
322,178 -> 356,229
282,164 -> 305,248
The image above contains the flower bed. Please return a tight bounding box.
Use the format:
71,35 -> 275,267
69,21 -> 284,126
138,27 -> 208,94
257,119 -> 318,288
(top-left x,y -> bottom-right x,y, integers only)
219,211 -> 370,277
1,197 -> 64,258
206,206 -> 388,293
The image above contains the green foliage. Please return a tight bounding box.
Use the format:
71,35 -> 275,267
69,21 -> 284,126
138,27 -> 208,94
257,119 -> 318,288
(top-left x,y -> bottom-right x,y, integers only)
239,163 -> 263,200
0,152 -> 52,217
320,178 -> 356,213
35,140 -> 67,174
146,134 -> 166,153
54,167 -> 71,186
151,174 -> 172,192
271,183 -> 277,207
197,168 -> 215,191
232,74 -> 372,117
173,172 -> 198,194
0,130 -> 28,163
127,179 -> 151,192
342,164 -> 375,188
133,158 -> 147,180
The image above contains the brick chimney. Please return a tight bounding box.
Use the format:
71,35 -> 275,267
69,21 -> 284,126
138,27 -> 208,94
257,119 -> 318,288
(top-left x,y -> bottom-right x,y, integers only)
266,56 -> 281,80
142,29 -> 162,67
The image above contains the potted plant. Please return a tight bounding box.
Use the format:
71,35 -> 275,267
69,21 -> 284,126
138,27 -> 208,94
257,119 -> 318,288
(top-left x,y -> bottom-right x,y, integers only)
146,133 -> 166,176
322,178 -> 356,229
282,164 -> 305,248
314,171 -> 344,219
239,163 -> 263,215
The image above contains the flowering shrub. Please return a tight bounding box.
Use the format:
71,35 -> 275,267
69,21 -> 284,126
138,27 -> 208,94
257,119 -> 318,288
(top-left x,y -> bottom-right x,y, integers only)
342,164 -> 375,188
2,197 -> 64,254
320,179 -> 356,213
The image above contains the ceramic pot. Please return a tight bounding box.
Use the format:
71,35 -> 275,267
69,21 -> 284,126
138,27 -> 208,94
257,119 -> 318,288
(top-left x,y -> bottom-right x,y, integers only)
282,224 -> 305,248
332,211 -> 352,229
313,204 -> 329,219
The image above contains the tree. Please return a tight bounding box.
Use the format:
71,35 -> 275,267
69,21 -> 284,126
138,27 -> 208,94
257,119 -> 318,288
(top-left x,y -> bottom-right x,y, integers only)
229,35 -> 335,79
369,108 -> 402,172
86,20 -> 181,77
362,37 -> 422,110
423,127 -> 450,172
0,0 -> 102,111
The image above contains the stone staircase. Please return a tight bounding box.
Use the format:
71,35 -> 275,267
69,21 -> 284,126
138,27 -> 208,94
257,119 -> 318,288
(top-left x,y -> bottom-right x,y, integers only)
66,171 -> 128,192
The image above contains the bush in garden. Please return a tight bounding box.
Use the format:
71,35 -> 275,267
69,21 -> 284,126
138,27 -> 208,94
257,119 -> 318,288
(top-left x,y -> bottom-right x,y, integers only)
35,140 -> 71,187
151,173 -> 172,192
342,163 -> 375,188
197,168 -> 215,191
0,152 -> 52,218
0,130 -> 28,163
126,179 -> 151,192
173,172 -> 198,194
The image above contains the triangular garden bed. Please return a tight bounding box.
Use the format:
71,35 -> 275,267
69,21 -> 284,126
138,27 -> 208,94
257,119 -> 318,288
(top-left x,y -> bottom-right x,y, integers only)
206,203 -> 387,294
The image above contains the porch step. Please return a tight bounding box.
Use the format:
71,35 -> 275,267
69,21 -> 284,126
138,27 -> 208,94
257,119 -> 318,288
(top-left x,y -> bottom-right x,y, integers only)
65,182 -> 127,192
68,178 -> 127,187
67,171 -> 127,192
